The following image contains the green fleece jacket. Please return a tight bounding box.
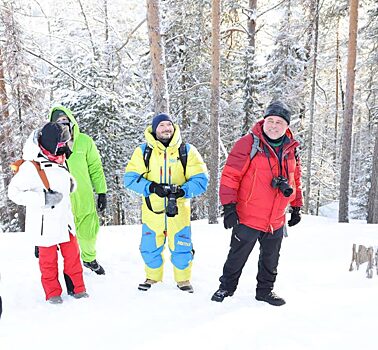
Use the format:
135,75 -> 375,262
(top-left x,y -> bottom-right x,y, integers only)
48,106 -> 107,218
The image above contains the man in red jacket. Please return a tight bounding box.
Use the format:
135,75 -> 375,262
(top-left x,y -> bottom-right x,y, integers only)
211,101 -> 303,306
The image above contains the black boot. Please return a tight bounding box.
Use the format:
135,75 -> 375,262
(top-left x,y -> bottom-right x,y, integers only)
138,279 -> 157,291
177,281 -> 194,293
83,260 -> 105,275
211,288 -> 234,302
255,291 -> 285,306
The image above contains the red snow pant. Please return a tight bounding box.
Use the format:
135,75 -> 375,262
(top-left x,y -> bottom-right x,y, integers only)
38,233 -> 86,300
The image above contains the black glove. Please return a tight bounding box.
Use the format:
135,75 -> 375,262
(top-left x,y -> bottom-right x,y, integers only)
288,207 -> 301,227
97,193 -> 107,211
173,187 -> 185,199
149,182 -> 170,198
34,246 -> 39,258
223,203 -> 239,229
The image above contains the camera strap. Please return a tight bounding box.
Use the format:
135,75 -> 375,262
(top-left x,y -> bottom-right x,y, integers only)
145,196 -> 166,214
264,143 -> 285,177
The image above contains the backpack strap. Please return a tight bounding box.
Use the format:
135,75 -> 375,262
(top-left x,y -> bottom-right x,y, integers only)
178,143 -> 188,177
30,161 -> 51,190
10,159 -> 25,172
249,133 -> 262,161
143,142 -> 188,175
142,142 -> 188,215
10,159 -> 50,190
143,143 -> 153,171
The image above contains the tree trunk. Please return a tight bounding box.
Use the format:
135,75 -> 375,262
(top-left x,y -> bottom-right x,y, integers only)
367,127 -> 378,223
0,44 -> 25,231
146,0 -> 169,114
208,0 -> 221,224
304,0 -> 319,214
242,0 -> 257,134
333,16 -> 340,164
338,0 -> 359,223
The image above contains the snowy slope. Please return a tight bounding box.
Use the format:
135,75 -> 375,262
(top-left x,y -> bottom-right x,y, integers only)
0,215 -> 377,350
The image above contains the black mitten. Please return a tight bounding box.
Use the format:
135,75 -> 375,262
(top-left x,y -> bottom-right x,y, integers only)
223,203 -> 239,229
288,207 -> 301,227
173,187 -> 185,199
97,193 -> 107,211
149,182 -> 170,198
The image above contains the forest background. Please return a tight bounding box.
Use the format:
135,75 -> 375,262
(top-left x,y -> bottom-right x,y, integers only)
0,0 -> 377,232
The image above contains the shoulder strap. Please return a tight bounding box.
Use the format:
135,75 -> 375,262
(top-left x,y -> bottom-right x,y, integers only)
11,159 -> 50,190
178,143 -> 188,177
143,144 -> 153,170
250,133 -> 262,161
10,159 -> 25,172
143,142 -> 188,175
30,161 -> 51,190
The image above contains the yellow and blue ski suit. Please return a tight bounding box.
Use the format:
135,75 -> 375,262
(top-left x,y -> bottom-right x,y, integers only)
124,125 -> 208,282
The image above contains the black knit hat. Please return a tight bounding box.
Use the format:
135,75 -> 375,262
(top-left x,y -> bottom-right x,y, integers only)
39,122 -> 65,155
264,101 -> 292,125
51,109 -> 67,122
152,113 -> 173,133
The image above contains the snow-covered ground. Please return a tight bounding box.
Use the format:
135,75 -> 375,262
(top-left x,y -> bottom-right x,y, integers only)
0,214 -> 377,350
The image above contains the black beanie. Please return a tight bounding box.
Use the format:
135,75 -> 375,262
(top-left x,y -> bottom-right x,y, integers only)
264,101 -> 291,125
51,109 -> 67,122
39,122 -> 64,155
152,113 -> 173,133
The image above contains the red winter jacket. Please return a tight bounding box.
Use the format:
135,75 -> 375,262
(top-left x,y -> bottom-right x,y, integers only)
220,120 -> 303,233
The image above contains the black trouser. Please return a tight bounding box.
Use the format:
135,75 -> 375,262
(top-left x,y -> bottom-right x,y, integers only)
219,224 -> 284,296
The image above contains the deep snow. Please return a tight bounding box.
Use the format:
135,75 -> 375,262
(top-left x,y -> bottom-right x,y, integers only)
0,214 -> 377,350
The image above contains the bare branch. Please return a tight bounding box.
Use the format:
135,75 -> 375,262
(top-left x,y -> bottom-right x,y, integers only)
22,48 -> 104,96
116,18 -> 146,53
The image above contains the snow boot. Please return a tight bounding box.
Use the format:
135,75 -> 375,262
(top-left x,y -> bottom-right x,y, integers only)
68,291 -> 89,299
255,291 -> 286,306
138,279 -> 157,291
47,296 -> 63,304
83,260 -> 105,275
211,288 -> 234,302
177,280 -> 194,293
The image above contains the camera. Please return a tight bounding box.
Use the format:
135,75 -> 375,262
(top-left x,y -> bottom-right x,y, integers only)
271,176 -> 293,197
166,184 -> 179,217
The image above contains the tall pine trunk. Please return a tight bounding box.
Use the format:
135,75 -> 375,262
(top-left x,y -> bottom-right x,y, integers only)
146,0 -> 169,114
242,0 -> 257,134
304,0 -> 319,213
367,128 -> 378,223
338,0 -> 359,223
208,0 -> 221,224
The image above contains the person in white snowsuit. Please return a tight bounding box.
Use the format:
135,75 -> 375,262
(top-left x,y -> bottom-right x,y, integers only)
8,122 -> 88,304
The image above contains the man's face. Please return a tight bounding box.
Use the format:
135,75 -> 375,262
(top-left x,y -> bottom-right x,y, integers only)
56,115 -> 73,140
56,116 -> 70,124
155,121 -> 174,141
263,116 -> 288,140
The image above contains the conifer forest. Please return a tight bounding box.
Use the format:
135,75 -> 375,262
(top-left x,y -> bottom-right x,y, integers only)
0,0 -> 377,232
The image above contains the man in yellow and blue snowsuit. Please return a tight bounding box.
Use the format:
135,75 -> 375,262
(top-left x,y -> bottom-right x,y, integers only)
48,106 -> 108,275
124,114 -> 208,293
